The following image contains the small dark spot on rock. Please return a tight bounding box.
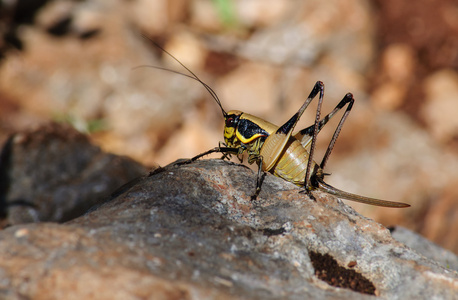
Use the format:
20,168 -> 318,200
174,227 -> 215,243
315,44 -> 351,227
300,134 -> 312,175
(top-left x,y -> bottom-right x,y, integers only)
309,251 -> 375,295
348,261 -> 357,268
261,227 -> 286,236
234,227 -> 253,239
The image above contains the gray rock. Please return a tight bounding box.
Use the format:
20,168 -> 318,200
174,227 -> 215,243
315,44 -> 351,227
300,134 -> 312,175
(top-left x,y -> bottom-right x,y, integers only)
390,226 -> 458,271
0,123 -> 147,225
0,159 -> 455,299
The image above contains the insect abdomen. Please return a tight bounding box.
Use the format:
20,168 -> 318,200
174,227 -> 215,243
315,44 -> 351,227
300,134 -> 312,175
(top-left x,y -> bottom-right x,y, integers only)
272,138 -> 316,186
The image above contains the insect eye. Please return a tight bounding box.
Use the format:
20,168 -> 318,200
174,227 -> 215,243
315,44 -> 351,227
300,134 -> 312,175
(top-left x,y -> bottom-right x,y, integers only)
225,114 -> 240,128
226,117 -> 234,127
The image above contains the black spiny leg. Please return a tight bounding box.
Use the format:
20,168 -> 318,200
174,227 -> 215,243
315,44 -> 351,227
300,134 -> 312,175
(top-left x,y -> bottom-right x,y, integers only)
176,146 -> 240,165
319,93 -> 354,170
303,83 -> 325,197
295,92 -> 355,140
251,156 -> 266,200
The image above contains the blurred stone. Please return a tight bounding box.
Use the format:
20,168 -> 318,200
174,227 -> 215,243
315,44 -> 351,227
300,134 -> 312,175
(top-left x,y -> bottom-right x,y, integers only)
234,0 -> 291,28
421,69 -> 458,144
130,0 -> 169,35
216,62 -> 279,117
371,43 -> 415,110
154,112 -> 222,166
238,0 -> 375,74
420,180 -> 458,253
0,122 -> 147,225
372,0 -> 458,121
373,0 -> 458,71
371,81 -> 406,110
381,43 -> 416,83
71,1 -> 105,38
391,226 -> 458,270
35,0 -> 76,33
190,0 -> 225,32
164,31 -> 207,71
0,160 -> 455,299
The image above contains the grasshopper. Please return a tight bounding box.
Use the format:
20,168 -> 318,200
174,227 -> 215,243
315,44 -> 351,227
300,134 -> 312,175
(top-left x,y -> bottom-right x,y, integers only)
150,42 -> 409,208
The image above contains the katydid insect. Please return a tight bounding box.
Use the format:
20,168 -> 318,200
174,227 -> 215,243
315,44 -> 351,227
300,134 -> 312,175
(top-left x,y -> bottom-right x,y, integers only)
149,42 -> 410,208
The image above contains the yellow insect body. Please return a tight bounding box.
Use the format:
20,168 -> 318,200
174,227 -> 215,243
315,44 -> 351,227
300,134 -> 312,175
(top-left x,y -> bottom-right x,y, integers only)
270,138 -> 315,186
225,111 -> 318,185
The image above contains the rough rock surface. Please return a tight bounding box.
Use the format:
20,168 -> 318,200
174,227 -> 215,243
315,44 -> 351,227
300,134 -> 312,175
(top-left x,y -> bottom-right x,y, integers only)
390,226 -> 458,271
0,159 -> 456,299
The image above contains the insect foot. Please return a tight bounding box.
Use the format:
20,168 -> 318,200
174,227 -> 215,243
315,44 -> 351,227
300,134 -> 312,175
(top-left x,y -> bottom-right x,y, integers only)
299,189 -> 317,202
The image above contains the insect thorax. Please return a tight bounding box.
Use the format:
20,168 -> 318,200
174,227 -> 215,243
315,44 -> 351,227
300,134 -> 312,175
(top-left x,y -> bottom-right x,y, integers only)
223,110 -> 270,165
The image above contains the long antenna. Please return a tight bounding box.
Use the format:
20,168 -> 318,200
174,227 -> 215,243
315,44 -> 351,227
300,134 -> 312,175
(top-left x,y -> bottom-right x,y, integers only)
139,35 -> 227,117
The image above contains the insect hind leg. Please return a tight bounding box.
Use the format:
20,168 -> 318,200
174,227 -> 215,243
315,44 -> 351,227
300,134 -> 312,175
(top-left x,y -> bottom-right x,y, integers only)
303,83 -> 326,192
295,93 -> 355,141
302,93 -> 355,199
319,93 -> 354,170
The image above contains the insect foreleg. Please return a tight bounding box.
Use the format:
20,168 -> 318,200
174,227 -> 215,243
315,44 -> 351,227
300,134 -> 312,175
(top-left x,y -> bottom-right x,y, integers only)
217,142 -> 234,160
251,156 -> 265,200
178,146 -> 240,165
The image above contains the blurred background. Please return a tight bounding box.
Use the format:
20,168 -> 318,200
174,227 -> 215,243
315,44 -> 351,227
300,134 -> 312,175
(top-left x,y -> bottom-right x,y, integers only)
0,0 -> 457,253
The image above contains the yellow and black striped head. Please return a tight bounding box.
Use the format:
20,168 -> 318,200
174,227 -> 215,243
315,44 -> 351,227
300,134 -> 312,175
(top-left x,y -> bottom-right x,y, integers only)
224,110 -> 243,147
224,110 -> 270,148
